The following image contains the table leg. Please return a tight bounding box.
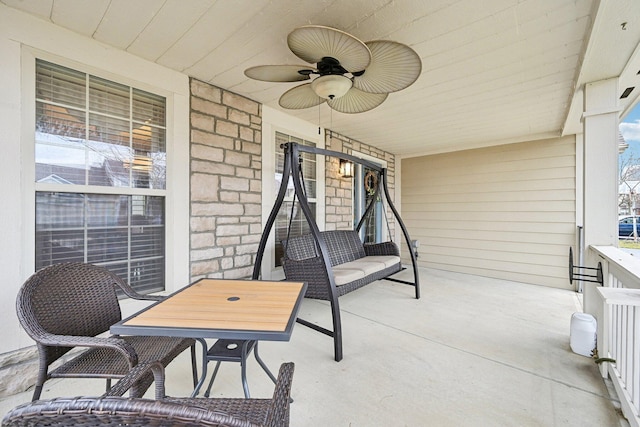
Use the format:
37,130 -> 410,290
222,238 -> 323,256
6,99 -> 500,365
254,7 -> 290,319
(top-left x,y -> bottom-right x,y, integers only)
254,342 -> 292,402
240,340 -> 251,398
192,340 -> 277,399
203,361 -> 223,398
191,338 -> 209,397
253,342 -> 277,384
190,344 -> 198,387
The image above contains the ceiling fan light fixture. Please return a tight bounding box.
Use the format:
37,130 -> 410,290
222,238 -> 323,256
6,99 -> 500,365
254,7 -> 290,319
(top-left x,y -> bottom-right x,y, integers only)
311,75 -> 352,100
245,25 -> 422,113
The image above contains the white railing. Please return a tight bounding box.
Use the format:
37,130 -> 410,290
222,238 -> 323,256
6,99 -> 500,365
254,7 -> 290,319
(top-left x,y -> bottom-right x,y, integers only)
591,245 -> 640,427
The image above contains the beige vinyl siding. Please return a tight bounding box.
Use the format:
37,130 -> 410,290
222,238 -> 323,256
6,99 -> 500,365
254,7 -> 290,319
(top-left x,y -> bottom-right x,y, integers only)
401,136 -> 575,288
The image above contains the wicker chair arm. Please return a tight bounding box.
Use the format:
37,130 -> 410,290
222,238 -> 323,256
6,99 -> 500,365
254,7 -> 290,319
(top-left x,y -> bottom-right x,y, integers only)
132,293 -> 164,301
115,282 -> 164,301
100,266 -> 164,302
37,334 -> 139,365
1,396 -> 260,427
104,361 -> 165,399
363,241 -> 399,256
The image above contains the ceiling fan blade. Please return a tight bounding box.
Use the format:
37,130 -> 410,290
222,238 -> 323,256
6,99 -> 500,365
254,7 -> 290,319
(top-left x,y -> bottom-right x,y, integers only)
244,65 -> 313,82
279,83 -> 325,109
327,87 -> 388,114
353,41 -> 422,94
287,25 -> 371,73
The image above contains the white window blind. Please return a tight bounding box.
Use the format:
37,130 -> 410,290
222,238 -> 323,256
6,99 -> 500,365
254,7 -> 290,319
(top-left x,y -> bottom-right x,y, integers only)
34,59 -> 167,294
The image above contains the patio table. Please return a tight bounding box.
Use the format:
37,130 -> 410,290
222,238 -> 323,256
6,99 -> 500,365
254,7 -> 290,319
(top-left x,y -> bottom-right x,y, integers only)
110,278 -> 306,398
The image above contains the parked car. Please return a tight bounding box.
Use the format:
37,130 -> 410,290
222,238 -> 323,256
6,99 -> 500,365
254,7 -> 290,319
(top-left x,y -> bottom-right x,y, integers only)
619,215 -> 640,238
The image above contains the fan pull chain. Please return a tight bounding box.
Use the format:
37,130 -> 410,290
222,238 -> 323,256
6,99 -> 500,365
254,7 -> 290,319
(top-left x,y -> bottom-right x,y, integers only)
329,107 -> 333,138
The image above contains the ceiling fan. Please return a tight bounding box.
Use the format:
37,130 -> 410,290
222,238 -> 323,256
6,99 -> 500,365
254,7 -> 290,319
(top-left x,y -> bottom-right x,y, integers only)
244,25 -> 422,114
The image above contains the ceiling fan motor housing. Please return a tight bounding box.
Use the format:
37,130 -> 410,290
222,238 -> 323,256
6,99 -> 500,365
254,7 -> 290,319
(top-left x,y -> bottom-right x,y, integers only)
317,57 -> 351,75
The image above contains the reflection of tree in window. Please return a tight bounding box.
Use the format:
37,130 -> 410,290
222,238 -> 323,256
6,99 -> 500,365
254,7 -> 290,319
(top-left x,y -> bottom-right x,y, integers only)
34,59 -> 167,294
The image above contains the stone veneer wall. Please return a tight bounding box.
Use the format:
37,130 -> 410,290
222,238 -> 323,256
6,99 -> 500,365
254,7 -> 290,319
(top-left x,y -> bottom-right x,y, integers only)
324,131 -> 396,238
189,79 -> 263,280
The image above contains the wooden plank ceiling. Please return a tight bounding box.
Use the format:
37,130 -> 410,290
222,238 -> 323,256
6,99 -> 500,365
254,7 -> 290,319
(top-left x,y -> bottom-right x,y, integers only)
3,0 -> 640,157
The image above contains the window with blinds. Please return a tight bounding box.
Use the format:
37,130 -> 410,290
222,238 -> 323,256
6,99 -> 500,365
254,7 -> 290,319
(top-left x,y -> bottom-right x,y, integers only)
34,59 -> 167,294
274,131 -> 317,267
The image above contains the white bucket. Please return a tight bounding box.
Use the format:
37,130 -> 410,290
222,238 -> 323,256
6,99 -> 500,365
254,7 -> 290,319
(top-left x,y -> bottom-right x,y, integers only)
570,312 -> 597,357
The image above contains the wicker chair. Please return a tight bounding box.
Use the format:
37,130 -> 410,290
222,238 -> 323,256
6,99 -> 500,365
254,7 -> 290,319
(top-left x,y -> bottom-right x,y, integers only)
2,361 -> 295,427
16,262 -> 196,401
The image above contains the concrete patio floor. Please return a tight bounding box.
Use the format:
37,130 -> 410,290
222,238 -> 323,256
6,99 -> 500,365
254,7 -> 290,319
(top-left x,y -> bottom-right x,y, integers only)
0,267 -> 629,426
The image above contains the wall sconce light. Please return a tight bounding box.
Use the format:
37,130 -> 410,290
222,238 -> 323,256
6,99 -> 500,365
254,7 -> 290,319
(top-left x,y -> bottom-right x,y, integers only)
339,159 -> 354,178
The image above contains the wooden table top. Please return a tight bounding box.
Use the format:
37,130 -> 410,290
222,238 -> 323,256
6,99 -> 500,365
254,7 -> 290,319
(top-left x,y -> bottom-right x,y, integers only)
111,278 -> 307,341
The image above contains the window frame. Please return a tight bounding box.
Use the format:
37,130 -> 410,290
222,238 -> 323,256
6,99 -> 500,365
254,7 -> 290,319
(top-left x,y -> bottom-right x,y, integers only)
260,106 -> 325,280
34,59 -> 168,294
273,131 -> 319,269
21,48 -> 190,296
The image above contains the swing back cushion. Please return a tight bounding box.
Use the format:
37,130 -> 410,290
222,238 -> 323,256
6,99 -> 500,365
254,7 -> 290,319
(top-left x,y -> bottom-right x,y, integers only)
282,230 -> 401,299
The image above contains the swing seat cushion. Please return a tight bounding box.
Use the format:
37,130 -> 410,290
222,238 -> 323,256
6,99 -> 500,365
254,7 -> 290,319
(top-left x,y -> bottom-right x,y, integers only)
332,256 -> 400,286
333,255 -> 400,285
332,267 -> 366,285
358,255 -> 401,269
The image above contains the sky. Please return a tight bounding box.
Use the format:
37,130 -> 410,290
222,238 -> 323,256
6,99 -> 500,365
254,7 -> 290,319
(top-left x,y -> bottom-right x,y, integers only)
620,103 -> 640,161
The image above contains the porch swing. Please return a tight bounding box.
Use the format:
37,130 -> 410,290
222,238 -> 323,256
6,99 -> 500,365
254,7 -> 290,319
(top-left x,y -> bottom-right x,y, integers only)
252,142 -> 420,362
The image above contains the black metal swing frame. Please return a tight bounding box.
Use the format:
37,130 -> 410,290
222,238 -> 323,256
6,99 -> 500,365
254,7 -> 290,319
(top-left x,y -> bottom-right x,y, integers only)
252,142 -> 420,362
